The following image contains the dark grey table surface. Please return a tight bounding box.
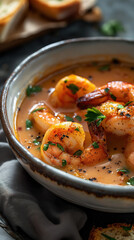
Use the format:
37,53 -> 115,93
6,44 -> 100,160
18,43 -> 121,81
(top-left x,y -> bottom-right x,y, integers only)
1,0 -> 134,239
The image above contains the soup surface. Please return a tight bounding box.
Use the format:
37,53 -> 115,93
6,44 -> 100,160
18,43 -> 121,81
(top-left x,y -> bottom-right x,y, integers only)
15,59 -> 134,185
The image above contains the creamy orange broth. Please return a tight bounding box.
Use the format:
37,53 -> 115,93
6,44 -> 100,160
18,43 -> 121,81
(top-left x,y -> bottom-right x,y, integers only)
15,60 -> 134,185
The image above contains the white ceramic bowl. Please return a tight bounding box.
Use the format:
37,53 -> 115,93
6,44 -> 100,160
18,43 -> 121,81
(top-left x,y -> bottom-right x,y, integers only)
1,38 -> 134,213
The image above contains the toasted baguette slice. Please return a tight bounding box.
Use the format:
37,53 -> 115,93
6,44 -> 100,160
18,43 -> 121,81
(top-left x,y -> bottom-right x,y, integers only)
0,0 -> 28,41
29,0 -> 81,20
89,223 -> 134,240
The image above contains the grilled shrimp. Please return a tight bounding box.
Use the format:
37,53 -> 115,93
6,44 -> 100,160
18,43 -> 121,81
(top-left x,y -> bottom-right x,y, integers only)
96,101 -> 134,170
50,74 -> 96,107
99,101 -> 134,136
77,81 -> 134,109
30,105 -> 61,132
41,121 -> 107,167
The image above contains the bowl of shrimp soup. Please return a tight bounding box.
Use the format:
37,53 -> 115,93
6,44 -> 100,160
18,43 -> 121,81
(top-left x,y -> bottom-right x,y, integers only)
1,38 -> 134,213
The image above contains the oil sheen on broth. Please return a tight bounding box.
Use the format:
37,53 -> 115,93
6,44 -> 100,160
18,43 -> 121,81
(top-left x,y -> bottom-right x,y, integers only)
15,59 -> 134,185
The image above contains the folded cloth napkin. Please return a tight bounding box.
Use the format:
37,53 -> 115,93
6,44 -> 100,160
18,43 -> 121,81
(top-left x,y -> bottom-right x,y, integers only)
0,122 -> 87,240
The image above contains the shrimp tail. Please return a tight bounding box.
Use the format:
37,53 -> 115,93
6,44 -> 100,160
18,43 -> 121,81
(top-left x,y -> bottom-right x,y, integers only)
88,121 -> 108,156
81,121 -> 108,166
77,81 -> 134,109
77,89 -> 108,109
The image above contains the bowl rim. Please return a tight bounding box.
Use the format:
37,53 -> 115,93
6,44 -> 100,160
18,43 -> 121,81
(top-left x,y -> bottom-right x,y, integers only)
1,37 -> 134,197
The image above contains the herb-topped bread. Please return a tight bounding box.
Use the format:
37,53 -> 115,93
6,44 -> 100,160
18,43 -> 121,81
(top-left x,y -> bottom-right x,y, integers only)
0,0 -> 28,41
89,223 -> 134,240
29,0 -> 81,20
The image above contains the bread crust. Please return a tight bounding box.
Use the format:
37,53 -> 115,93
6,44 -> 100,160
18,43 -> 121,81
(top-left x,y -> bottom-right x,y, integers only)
0,0 -> 27,26
0,0 -> 28,41
89,223 -> 134,240
29,0 -> 81,20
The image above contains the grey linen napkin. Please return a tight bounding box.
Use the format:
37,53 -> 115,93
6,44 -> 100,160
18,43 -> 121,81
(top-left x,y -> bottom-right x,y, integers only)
0,122 -> 87,240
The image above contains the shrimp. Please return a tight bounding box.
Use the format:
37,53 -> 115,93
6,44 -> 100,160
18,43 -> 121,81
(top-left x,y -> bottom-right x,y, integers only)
99,101 -> 134,136
96,101 -> 134,170
30,104 -> 61,132
50,74 -> 96,107
125,136 -> 134,171
77,81 -> 134,109
77,80 -> 134,171
41,121 -> 107,167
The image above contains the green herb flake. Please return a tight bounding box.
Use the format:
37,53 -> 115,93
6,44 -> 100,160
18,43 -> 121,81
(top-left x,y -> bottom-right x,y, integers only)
110,93 -> 117,101
33,139 -> 40,146
43,143 -> 49,151
48,141 -> 56,146
26,85 -> 42,97
85,107 -> 106,126
98,65 -> 110,72
101,233 -> 116,240
104,87 -> 110,93
73,149 -> 83,156
65,115 -> 74,122
117,168 -> 130,174
57,143 -> 64,151
124,101 -> 133,107
26,119 -> 32,129
117,104 -> 124,110
92,142 -> 99,149
75,115 -> 82,122
100,20 -> 124,36
31,107 -> 45,113
122,224 -> 132,231
127,177 -> 134,186
62,159 -> 67,167
66,84 -> 79,94
64,79 -> 68,83
37,146 -> 41,150
75,128 -> 80,131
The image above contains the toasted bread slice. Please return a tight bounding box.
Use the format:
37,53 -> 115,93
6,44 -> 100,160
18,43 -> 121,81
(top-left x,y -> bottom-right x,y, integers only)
0,0 -> 28,41
89,223 -> 134,240
29,0 -> 82,20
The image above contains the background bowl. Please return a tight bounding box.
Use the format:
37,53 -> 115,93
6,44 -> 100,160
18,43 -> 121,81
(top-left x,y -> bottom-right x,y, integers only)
1,38 -> 134,213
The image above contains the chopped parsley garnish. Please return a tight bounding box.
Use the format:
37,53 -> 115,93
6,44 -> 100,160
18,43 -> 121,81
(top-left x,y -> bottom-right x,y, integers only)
98,65 -> 110,72
64,79 -> 68,83
127,177 -> 134,186
43,141 -> 56,151
33,139 -> 40,146
43,143 -> 49,151
124,101 -> 133,107
85,107 -> 106,126
66,84 -> 79,94
43,142 -> 64,152
100,20 -> 124,36
62,159 -> 67,167
117,104 -> 124,110
48,141 -> 56,146
57,143 -> 64,151
26,85 -> 42,96
92,142 -> 99,149
101,233 -> 116,240
75,128 -> 80,131
104,88 -> 117,101
26,119 -> 32,129
31,107 -> 45,113
73,150 -> 83,156
110,93 -> 116,101
117,168 -> 130,174
75,115 -> 82,122
65,115 -> 74,122
122,224 -> 132,231
104,87 -> 110,93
